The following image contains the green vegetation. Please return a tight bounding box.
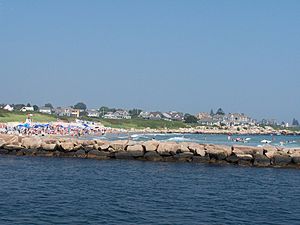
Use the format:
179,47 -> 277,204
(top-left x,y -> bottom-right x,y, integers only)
0,109 -> 66,123
83,117 -> 189,129
184,114 -> 198,123
0,110 -> 190,129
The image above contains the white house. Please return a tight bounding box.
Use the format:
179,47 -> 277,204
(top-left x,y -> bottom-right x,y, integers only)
86,109 -> 100,118
20,106 -> 34,112
103,110 -> 131,119
39,107 -> 52,114
3,104 -> 14,111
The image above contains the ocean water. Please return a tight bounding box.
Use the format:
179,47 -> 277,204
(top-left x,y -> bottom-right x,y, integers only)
93,133 -> 300,148
0,156 -> 300,225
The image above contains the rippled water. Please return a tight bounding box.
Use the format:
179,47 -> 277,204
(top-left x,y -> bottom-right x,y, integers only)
93,133 -> 300,148
0,156 -> 300,224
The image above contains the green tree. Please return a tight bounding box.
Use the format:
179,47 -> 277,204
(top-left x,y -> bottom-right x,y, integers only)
292,118 -> 299,126
99,106 -> 110,116
33,105 -> 39,111
26,103 -> 31,107
184,114 -> 198,123
45,103 -> 54,109
216,108 -> 225,115
129,109 -> 142,118
74,102 -> 87,110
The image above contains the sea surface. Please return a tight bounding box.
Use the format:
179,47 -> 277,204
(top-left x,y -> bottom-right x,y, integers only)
93,133 -> 300,148
1,156 -> 300,225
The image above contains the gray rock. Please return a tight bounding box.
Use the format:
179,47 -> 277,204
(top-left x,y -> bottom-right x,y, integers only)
115,151 -> 134,160
144,151 -> 163,161
4,144 -> 24,150
192,155 -> 210,163
273,154 -> 291,166
253,154 -> 270,167
75,150 -> 87,158
87,150 -> 109,159
143,141 -> 159,151
174,152 -> 194,162
226,154 -> 239,163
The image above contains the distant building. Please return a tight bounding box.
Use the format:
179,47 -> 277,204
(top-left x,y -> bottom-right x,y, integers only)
225,113 -> 253,125
54,107 -> 72,117
20,106 -> 34,112
148,112 -> 163,120
196,111 -> 254,126
196,112 -> 211,120
3,104 -> 14,111
39,107 -> 52,114
86,109 -> 100,118
71,109 -> 81,118
103,110 -> 131,119
139,111 -> 150,119
163,111 -> 184,121
260,119 -> 277,126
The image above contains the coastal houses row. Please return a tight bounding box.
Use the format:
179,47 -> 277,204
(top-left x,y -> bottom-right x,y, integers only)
196,112 -> 255,126
1,104 -> 297,127
139,111 -> 184,121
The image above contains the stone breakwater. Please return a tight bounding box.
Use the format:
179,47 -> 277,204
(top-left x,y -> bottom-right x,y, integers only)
1,134 -> 300,168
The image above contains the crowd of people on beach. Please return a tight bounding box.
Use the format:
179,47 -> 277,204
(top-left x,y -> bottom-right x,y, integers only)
0,121 -> 108,137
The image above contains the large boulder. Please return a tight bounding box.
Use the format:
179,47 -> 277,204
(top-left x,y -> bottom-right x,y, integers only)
233,145 -> 262,155
95,140 -> 108,146
43,138 -> 57,144
236,153 -> 253,166
157,142 -> 180,156
291,152 -> 300,165
60,142 -> 75,151
77,139 -> 96,147
144,151 -> 163,161
110,140 -> 128,151
126,144 -> 144,157
273,153 -> 292,166
127,144 -> 144,152
99,143 -> 110,151
174,152 -> 194,162
21,137 -> 42,149
188,143 -> 206,156
41,142 -> 57,151
178,142 -> 191,153
5,136 -> 19,146
253,154 -> 271,167
75,150 -> 87,158
143,140 -> 159,151
205,144 -> 232,160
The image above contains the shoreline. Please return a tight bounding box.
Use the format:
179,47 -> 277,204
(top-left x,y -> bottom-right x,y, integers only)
1,134 -> 300,169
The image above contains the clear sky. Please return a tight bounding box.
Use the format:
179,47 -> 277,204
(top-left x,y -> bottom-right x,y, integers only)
0,0 -> 299,122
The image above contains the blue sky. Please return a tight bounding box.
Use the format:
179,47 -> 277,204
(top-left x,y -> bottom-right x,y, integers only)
0,0 -> 299,122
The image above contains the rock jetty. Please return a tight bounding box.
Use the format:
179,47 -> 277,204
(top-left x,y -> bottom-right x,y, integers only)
0,134 -> 300,168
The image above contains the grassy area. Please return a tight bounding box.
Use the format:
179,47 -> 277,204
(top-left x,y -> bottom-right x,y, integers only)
83,117 -> 190,129
0,110 -> 189,129
0,109 -> 65,123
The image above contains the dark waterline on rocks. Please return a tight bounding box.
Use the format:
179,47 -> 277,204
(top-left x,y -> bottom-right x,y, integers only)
0,156 -> 300,225
90,133 -> 300,148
